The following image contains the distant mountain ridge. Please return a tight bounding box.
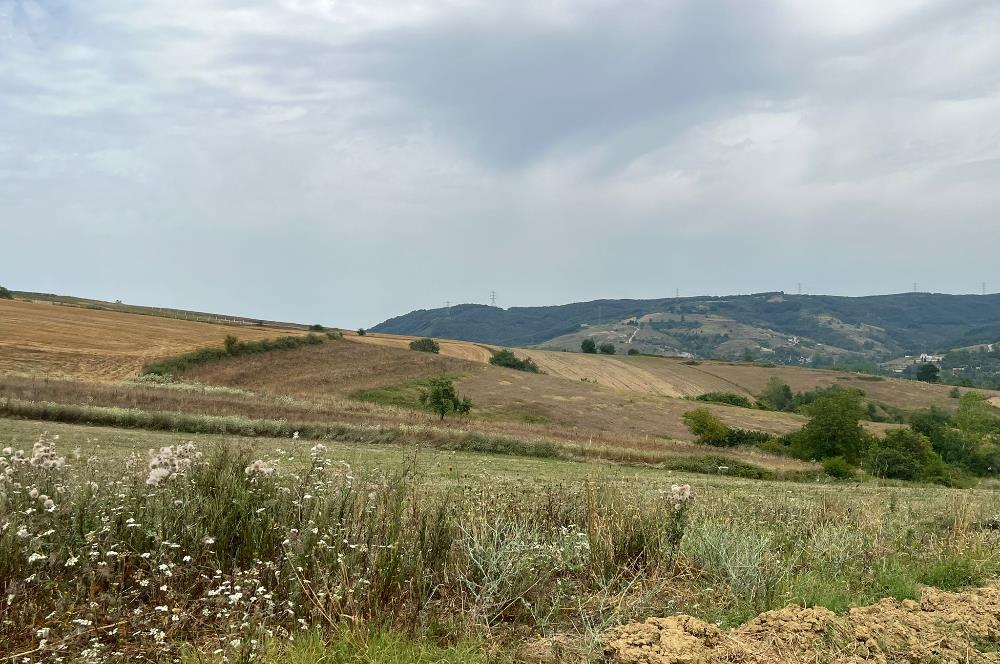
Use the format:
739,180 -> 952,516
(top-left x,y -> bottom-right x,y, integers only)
373,292 -> 1000,365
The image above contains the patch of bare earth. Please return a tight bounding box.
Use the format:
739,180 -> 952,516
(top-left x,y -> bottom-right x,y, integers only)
522,582 -> 1000,663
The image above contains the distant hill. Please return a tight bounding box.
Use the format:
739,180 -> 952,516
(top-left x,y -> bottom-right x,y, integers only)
373,292 -> 1000,367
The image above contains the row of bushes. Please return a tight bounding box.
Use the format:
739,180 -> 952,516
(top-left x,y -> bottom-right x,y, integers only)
681,408 -> 774,448
142,333 -> 330,376
694,392 -> 755,408
687,386 -> 1000,486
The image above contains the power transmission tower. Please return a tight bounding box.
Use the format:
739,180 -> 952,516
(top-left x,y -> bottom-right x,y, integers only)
675,288 -> 679,299
490,291 -> 496,307
983,282 -> 987,296
913,282 -> 918,293
797,282 -> 802,296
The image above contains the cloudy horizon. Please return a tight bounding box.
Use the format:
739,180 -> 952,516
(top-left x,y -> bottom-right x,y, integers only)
3,0 -> 999,327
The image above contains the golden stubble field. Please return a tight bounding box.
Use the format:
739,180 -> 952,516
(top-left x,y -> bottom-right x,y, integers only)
0,299 -> 304,380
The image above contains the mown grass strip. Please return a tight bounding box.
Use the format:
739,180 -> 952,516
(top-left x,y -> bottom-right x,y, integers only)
0,397 -> 812,481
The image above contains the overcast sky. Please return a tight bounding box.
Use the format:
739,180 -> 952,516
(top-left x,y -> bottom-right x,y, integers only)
2,1 -> 999,327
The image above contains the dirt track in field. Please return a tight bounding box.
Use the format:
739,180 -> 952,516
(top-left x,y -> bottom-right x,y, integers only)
0,299 -> 303,381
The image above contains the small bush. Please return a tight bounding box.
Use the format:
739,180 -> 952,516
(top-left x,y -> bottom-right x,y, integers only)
627,348 -> 640,355
949,387 -> 961,399
695,392 -> 755,408
0,285 -> 12,299
309,324 -> 325,331
682,408 -> 732,446
581,338 -> 597,354
822,456 -> 855,479
599,343 -> 616,355
489,349 -> 539,373
357,328 -> 367,336
409,338 -> 440,353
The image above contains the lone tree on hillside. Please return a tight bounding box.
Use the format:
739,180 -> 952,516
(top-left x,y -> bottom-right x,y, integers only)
581,338 -> 597,354
916,363 -> 940,383
0,286 -> 12,299
599,343 -> 616,355
419,376 -> 472,420
790,387 -> 870,464
409,337 -> 440,353
758,376 -> 793,411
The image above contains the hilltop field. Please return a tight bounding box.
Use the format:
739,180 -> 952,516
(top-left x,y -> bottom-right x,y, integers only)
3,296 -> 1000,661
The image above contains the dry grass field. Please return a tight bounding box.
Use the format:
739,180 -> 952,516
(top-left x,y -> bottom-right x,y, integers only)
0,299 -> 304,380
177,337 -> 894,447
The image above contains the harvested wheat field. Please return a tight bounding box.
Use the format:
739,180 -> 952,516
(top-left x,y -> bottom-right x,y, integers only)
0,299 -> 302,380
524,582 -> 1000,663
348,331 -> 496,363
177,337 -> 826,445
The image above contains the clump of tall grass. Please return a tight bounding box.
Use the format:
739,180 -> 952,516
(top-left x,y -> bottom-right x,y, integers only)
0,435 -> 695,660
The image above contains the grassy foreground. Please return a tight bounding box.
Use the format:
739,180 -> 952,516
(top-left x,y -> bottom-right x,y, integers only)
2,419 -> 1000,662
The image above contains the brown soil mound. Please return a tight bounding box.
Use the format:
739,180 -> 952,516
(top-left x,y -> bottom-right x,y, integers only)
522,583 -> 1000,663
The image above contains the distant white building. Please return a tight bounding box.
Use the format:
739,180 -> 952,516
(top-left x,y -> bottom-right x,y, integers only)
919,353 -> 944,364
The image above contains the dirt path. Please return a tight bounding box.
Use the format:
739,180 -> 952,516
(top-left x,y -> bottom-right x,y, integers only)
523,582 -> 1000,663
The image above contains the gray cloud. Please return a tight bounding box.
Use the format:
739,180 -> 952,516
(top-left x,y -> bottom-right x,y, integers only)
2,1 -> 999,327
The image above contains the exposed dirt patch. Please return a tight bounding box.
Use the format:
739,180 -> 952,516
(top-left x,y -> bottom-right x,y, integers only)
522,582 -> 1000,663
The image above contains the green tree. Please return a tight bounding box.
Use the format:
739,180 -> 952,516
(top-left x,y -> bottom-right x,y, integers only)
627,348 -> 640,356
867,428 -> 939,481
0,286 -> 12,300
682,408 -> 732,446
955,392 -> 994,441
581,338 -> 597,354
758,377 -> 793,411
419,377 -> 472,420
409,338 -> 440,353
916,363 -> 940,383
357,328 -> 367,336
599,343 -> 616,355
790,387 -> 870,463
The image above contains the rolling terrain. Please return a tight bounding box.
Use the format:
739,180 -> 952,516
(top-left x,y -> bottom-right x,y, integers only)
0,298 -> 306,380
4,291 -> 1000,662
374,291 -> 1000,366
